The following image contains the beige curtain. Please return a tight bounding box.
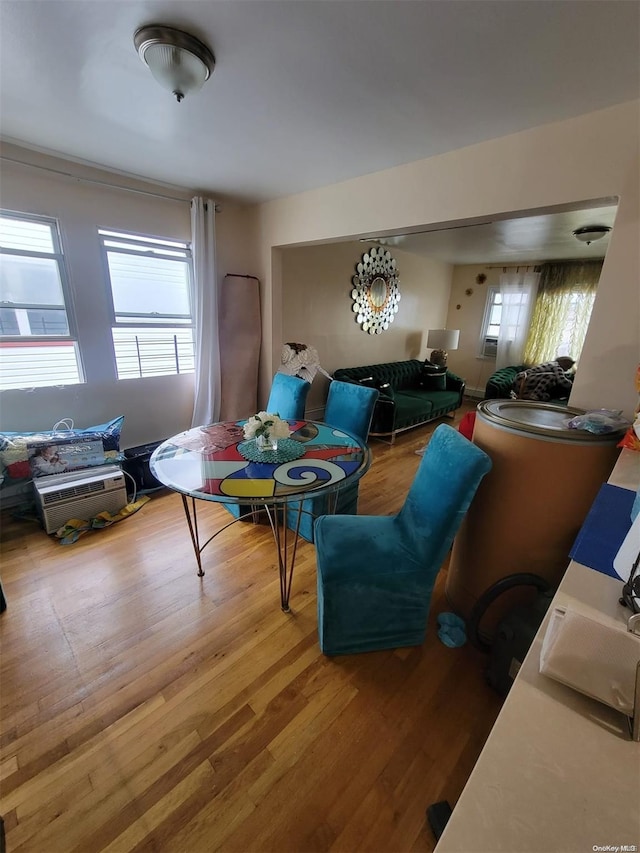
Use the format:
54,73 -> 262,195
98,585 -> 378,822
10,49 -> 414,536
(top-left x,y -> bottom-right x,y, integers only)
523,260 -> 602,365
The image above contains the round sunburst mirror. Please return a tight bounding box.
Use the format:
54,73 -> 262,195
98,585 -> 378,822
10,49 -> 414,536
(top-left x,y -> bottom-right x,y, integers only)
351,247 -> 401,334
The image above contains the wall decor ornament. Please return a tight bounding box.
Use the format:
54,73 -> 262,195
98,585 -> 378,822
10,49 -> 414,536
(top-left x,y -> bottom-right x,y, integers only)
351,247 -> 401,334
476,273 -> 487,285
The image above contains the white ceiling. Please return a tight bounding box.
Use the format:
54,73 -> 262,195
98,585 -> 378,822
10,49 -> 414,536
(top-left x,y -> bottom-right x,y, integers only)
367,201 -> 619,264
0,0 -> 638,206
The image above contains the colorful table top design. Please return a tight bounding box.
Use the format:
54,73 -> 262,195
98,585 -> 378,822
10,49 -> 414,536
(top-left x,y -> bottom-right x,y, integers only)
150,420 -> 371,504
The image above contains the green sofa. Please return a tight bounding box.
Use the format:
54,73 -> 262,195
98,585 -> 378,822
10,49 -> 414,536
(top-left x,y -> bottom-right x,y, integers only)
484,364 -> 529,400
333,359 -> 465,441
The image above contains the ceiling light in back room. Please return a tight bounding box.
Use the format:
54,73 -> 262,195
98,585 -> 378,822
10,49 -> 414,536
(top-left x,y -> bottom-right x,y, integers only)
572,225 -> 611,245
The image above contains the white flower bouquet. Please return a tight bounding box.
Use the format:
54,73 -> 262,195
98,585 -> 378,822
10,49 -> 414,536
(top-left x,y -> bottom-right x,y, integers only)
243,412 -> 292,448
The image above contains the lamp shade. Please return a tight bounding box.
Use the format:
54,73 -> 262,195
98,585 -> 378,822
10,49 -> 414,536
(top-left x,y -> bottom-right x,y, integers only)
427,329 -> 460,351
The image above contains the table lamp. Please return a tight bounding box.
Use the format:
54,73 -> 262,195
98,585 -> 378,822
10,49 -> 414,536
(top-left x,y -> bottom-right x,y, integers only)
427,329 -> 460,368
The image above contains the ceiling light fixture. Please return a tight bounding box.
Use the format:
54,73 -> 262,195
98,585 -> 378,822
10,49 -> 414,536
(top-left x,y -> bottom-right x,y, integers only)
572,225 -> 611,246
134,25 -> 215,102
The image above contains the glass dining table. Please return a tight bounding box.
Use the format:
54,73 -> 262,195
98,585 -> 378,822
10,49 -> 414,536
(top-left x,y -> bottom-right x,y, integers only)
149,419 -> 372,611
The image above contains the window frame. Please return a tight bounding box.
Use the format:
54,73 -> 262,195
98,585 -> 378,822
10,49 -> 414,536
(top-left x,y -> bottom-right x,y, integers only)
98,228 -> 194,329
97,227 -> 196,381
478,285 -> 501,359
0,209 -> 79,344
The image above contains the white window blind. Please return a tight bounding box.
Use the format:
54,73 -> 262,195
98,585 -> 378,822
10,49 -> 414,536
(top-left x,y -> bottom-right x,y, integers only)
99,229 -> 195,380
0,211 -> 82,389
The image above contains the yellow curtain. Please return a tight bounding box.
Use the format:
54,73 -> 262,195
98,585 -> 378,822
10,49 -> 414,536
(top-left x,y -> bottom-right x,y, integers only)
523,260 -> 602,365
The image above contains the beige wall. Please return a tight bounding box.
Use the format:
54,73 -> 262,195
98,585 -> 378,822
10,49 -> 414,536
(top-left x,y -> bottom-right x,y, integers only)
445,264 -> 500,396
2,99 -> 638,448
445,263 -> 547,396
256,101 -> 640,419
281,242 -> 452,414
0,145 -> 258,448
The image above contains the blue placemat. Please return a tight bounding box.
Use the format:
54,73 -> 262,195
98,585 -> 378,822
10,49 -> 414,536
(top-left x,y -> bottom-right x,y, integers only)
569,483 -> 635,579
238,438 -> 305,463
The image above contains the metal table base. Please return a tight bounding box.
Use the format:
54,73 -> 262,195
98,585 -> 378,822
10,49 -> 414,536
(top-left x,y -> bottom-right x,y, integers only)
180,493 -> 337,612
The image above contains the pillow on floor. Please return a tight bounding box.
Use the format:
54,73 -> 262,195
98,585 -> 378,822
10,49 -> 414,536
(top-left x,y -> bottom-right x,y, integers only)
0,416 -> 124,486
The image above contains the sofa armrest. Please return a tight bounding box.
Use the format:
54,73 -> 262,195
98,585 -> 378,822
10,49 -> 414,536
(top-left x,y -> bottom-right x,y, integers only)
370,394 -> 395,434
484,364 -> 528,400
363,381 -> 395,434
376,381 -> 394,399
446,371 -> 466,399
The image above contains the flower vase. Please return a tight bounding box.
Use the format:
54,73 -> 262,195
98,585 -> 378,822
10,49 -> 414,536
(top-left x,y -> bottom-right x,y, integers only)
256,433 -> 278,452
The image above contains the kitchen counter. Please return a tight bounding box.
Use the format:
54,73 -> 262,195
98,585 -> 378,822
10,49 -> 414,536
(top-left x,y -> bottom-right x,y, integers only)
435,449 -> 640,853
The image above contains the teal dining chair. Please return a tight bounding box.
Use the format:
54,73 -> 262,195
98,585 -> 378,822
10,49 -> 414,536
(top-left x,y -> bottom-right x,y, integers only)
285,380 -> 379,543
314,423 -> 492,655
265,373 -> 310,420
225,372 -> 311,521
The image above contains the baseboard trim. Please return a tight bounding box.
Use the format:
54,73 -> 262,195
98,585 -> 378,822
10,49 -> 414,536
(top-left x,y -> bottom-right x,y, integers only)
464,388 -> 485,401
305,407 -> 325,420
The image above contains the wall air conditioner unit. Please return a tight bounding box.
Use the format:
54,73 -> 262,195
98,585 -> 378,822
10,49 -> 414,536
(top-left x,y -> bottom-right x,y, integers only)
482,337 -> 498,359
33,465 -> 127,534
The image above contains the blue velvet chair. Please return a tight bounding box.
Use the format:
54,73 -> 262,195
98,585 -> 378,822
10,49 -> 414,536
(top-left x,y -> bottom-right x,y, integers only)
314,423 -> 492,655
225,372 -> 310,521
323,380 -> 380,446
285,380 -> 379,543
265,372 -> 310,420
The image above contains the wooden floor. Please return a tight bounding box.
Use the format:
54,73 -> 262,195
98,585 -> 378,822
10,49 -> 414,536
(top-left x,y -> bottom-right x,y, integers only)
0,403 -> 503,853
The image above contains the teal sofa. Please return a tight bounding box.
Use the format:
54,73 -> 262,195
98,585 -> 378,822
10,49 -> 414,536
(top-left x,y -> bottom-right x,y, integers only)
333,359 -> 465,442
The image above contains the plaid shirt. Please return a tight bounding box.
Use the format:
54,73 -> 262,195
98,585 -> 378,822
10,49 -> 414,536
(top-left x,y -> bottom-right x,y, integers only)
513,362 -> 574,402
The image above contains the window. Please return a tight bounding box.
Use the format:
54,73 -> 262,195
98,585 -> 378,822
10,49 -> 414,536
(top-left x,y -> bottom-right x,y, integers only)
553,290 -> 597,358
0,211 -> 82,390
99,229 -> 195,380
523,261 -> 601,365
478,287 -> 501,358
